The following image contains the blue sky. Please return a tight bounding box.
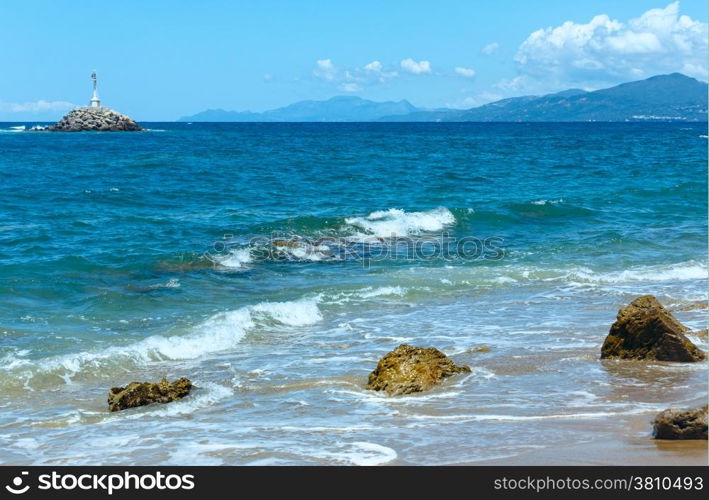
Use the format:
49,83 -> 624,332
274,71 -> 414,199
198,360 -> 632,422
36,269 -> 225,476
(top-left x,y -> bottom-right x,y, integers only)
0,0 -> 706,120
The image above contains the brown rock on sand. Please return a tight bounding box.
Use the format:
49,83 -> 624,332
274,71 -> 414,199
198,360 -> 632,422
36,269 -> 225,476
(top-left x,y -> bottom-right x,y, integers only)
652,405 -> 708,440
600,295 -> 706,362
366,344 -> 471,396
108,377 -> 193,412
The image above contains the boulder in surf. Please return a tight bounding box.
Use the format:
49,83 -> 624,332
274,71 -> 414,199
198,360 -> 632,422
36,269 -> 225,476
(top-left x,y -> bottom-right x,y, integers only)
601,295 -> 706,362
108,376 -> 193,412
366,344 -> 470,396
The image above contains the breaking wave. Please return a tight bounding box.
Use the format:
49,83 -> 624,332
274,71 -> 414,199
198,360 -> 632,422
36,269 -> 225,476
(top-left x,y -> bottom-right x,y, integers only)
344,207 -> 455,238
0,296 -> 323,390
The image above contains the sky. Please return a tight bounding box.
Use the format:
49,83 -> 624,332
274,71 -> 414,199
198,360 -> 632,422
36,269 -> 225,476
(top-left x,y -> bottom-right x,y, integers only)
0,0 -> 706,120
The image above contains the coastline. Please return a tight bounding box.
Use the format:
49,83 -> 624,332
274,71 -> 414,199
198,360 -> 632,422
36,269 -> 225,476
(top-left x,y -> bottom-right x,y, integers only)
0,122 -> 706,465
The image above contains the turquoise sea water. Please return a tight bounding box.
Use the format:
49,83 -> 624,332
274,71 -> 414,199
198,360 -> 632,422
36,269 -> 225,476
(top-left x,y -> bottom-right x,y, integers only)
0,122 -> 706,464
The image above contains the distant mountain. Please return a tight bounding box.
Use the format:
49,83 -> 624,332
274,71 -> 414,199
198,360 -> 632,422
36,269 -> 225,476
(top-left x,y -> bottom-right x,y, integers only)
382,73 -> 707,122
178,96 -> 419,122
178,74 -> 707,123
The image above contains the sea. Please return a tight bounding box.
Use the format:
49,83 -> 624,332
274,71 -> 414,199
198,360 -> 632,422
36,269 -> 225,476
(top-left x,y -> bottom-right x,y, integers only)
0,122 -> 706,465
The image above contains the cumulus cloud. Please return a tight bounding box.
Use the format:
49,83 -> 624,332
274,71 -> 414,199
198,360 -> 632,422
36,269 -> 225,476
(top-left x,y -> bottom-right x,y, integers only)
454,67 -> 476,78
481,42 -> 500,55
362,60 -> 398,82
514,2 -> 708,87
313,59 -> 399,90
0,100 -> 76,113
400,58 -> 432,74
313,59 -> 337,81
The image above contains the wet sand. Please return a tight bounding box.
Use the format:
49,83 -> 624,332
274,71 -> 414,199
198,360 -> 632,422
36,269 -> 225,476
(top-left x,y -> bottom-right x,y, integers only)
476,412 -> 708,466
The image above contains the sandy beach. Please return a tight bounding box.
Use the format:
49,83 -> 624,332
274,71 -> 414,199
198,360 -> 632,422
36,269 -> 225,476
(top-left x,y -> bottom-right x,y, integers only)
478,412 -> 708,466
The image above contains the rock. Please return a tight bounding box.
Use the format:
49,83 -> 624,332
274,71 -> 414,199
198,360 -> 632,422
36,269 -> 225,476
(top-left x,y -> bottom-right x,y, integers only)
652,405 -> 708,440
693,329 -> 708,338
601,295 -> 706,362
674,301 -> 708,312
48,107 -> 142,132
107,377 -> 192,412
366,344 -> 471,396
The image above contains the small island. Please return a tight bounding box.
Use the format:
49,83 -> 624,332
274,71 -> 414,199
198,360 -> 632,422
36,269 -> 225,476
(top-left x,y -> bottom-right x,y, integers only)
47,72 -> 142,132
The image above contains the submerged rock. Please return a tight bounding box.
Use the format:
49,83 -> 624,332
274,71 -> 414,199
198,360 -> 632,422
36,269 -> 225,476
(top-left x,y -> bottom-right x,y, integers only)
49,107 -> 142,132
108,377 -> 192,412
601,295 -> 706,362
674,301 -> 708,312
652,405 -> 708,440
366,344 -> 471,396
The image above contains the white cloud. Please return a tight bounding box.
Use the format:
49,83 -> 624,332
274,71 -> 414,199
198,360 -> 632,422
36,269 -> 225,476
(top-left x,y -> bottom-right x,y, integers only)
400,58 -> 432,75
313,59 -> 337,81
363,60 -> 383,72
0,100 -> 76,113
454,67 -> 476,78
339,82 -> 361,92
362,60 -> 398,82
481,42 -> 500,55
314,59 -> 399,90
514,2 -> 708,87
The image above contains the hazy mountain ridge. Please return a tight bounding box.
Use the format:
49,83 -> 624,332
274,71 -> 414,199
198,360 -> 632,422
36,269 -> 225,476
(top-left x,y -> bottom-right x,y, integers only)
179,96 -> 418,122
179,74 -> 707,122
382,74 -> 707,122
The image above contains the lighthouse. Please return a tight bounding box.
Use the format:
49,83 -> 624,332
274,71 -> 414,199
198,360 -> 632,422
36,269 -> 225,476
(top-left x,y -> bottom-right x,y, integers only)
89,71 -> 101,108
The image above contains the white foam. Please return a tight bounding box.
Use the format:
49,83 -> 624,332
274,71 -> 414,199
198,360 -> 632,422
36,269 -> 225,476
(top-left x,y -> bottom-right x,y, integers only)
271,242 -> 336,262
1,126 -> 25,133
492,276 -> 517,284
402,407 -> 655,423
357,286 -> 406,298
531,198 -> 563,205
317,441 -> 398,466
250,297 -> 323,326
213,248 -> 252,269
141,278 -> 180,290
570,261 -> 707,284
144,307 -> 255,360
117,382 -> 235,419
1,296 -> 323,385
345,207 -> 455,238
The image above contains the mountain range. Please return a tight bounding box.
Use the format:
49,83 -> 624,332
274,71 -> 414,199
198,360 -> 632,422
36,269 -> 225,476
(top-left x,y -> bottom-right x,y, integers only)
179,96 -> 418,122
178,73 -> 707,123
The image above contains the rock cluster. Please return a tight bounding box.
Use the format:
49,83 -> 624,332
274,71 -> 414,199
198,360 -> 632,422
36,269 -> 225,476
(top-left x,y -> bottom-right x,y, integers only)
49,107 -> 142,132
600,295 -> 706,362
108,377 -> 192,412
652,405 -> 708,440
366,344 -> 470,396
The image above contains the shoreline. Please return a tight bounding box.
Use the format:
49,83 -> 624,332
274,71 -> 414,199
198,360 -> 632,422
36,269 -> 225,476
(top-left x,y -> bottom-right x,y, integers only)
472,411 -> 708,466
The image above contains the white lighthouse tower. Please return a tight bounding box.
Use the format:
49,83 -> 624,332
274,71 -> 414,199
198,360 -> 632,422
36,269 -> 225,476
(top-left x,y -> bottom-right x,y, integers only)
89,71 -> 101,108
